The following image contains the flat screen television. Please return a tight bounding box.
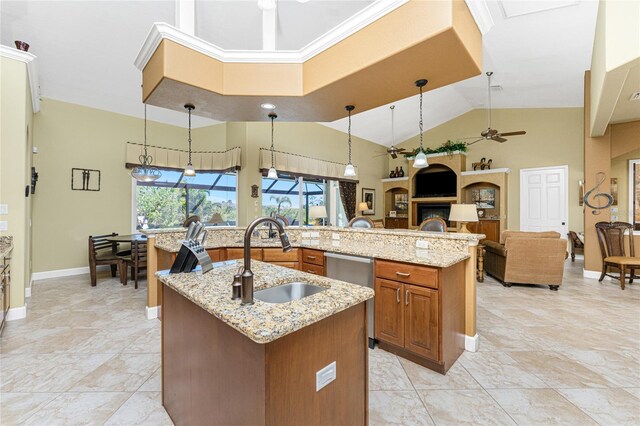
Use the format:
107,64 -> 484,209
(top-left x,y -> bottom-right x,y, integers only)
415,170 -> 457,197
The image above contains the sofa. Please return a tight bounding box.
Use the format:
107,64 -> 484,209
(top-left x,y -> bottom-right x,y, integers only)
483,230 -> 568,291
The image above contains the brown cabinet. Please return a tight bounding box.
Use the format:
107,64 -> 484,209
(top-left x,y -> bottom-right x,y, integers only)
301,248 -> 324,266
225,248 -> 263,261
1,258 -> 10,335
385,217 -> 408,229
207,249 -> 222,262
467,219 -> 500,243
374,259 -> 465,374
262,248 -> 299,262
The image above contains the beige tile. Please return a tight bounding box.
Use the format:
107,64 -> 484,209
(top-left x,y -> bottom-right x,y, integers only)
139,367 -> 162,392
623,387 -> 640,399
104,391 -> 173,426
122,327 -> 161,353
368,391 -> 434,426
23,392 -> 131,426
568,350 -> 640,387
0,392 -> 59,424
399,358 -> 480,390
558,388 -> 640,426
488,388 -> 598,425
508,351 -> 616,388
458,352 -> 548,389
70,353 -> 160,392
368,349 -> 413,391
418,389 -> 515,425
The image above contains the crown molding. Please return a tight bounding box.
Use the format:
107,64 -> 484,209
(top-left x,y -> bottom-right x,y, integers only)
134,0 -> 408,70
464,0 -> 494,35
0,45 -> 41,113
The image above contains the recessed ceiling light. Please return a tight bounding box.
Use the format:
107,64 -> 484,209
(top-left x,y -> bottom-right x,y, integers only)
261,103 -> 276,110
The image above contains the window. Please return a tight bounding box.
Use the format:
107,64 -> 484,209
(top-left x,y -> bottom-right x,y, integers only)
262,175 -> 340,225
135,170 -> 237,229
630,159 -> 640,231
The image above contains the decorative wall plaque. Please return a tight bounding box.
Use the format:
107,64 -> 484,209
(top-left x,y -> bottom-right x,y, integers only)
71,168 -> 101,191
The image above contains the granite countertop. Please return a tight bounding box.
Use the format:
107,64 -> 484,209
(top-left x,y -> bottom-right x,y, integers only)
0,236 -> 13,259
157,261 -> 374,344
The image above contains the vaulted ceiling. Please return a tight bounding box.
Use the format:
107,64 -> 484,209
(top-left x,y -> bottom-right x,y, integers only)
1,0 -> 599,145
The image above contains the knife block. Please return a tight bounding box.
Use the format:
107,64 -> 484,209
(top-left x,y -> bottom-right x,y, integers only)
169,240 -> 213,274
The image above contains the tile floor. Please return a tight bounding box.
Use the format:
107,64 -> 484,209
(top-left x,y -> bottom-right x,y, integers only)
1,258 -> 639,425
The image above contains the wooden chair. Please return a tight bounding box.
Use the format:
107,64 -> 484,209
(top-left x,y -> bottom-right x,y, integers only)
595,221 -> 640,290
88,233 -> 120,286
418,217 -> 447,232
567,231 -> 584,262
119,242 -> 148,289
347,217 -> 374,228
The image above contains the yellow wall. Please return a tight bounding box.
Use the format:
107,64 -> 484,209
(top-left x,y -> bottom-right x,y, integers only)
31,99 -> 226,272
390,108 -> 585,232
0,57 -> 33,308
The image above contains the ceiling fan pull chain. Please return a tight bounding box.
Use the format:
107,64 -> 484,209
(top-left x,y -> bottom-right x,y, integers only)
487,71 -> 493,131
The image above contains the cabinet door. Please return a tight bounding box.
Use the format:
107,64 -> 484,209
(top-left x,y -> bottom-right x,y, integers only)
404,284 -> 439,361
483,220 -> 500,243
374,278 -> 404,347
466,222 -> 480,234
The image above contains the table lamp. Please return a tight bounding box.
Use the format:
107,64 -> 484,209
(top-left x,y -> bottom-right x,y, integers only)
449,204 -> 478,233
309,205 -> 328,226
358,202 -> 369,214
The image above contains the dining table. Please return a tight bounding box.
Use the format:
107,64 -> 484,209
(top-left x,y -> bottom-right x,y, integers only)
106,234 -> 148,284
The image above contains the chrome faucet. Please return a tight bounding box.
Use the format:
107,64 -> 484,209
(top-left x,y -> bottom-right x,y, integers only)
239,216 -> 291,305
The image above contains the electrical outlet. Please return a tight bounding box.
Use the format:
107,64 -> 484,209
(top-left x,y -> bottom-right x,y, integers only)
611,207 -> 618,213
611,215 -> 618,222
0,204 -> 7,215
332,240 -> 340,247
332,233 -> 340,240
302,232 -> 311,238
0,221 -> 7,231
416,240 -> 429,249
316,361 -> 336,391
310,232 -> 320,238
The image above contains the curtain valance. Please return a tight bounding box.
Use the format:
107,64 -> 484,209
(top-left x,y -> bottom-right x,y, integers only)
258,148 -> 358,183
125,143 -> 241,172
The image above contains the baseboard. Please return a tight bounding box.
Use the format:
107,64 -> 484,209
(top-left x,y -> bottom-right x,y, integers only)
31,265 -> 109,281
583,269 -> 602,280
6,305 -> 27,321
146,305 -> 160,320
25,286 -> 31,298
465,334 -> 479,352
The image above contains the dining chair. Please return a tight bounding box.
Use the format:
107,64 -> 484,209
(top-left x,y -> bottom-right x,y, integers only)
595,221 -> 640,290
88,233 -> 120,286
347,217 -> 374,228
419,217 -> 447,232
567,230 -> 584,262
119,241 -> 148,289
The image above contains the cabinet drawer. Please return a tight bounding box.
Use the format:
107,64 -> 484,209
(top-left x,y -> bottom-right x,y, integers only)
270,261 -> 299,270
375,259 -> 438,289
225,248 -> 263,261
301,249 -> 324,266
301,262 -> 324,276
262,248 -> 299,262
206,249 -> 222,262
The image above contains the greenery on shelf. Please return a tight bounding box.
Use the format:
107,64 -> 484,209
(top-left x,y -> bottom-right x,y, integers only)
402,140 -> 468,158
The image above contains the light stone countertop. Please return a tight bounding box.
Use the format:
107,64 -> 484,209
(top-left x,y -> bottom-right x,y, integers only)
156,260 -> 374,344
148,226 -> 478,268
0,236 -> 13,259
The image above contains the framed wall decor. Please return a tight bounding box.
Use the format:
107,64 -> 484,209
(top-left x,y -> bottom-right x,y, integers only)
471,187 -> 495,209
71,168 -> 101,191
362,188 -> 375,215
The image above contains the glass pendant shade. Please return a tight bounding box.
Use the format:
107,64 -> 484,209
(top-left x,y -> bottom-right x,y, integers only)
344,163 -> 356,177
131,104 -> 161,182
184,164 -> 196,176
267,167 -> 278,179
413,151 -> 429,168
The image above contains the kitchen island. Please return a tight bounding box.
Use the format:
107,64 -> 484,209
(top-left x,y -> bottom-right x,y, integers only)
157,261 -> 374,425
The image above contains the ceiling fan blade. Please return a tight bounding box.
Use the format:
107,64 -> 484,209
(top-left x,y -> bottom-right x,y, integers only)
491,136 -> 507,143
395,148 -> 406,153
390,152 -> 398,159
458,136 -> 485,140
498,131 -> 526,137
466,138 -> 485,145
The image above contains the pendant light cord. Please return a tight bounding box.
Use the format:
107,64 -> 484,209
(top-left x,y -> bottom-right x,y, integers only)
187,107 -> 193,166
487,72 -> 492,130
270,114 -> 275,167
348,108 -> 352,163
390,105 -> 395,146
419,84 -> 424,152
143,104 -> 148,159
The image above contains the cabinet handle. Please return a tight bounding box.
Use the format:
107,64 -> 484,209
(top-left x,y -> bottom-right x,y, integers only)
396,288 -> 400,303
307,255 -> 316,260
307,270 -> 316,274
396,271 -> 410,278
405,289 -> 409,305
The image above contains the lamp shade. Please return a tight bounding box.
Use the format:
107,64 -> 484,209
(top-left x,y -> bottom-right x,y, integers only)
344,163 -> 356,177
413,151 -> 428,168
449,204 -> 479,222
309,205 -> 327,219
358,202 -> 369,212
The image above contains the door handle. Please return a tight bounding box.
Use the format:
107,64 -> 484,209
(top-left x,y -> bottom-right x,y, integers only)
405,289 -> 409,305
396,288 -> 400,303
562,222 -> 566,225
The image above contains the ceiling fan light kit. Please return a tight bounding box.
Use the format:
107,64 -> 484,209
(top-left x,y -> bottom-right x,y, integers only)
267,111 -> 278,179
413,79 -> 429,169
184,103 -> 196,177
343,105 -> 357,177
131,103 -> 162,182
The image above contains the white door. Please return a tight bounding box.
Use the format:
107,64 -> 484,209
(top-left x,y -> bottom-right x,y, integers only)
520,166 -> 568,236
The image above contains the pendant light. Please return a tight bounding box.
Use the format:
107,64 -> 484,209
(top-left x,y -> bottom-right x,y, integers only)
184,103 -> 196,177
131,104 -> 161,182
267,112 -> 278,179
413,79 -> 429,169
343,105 -> 356,177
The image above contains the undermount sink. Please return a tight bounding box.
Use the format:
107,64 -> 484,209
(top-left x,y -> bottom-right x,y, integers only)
254,282 -> 327,304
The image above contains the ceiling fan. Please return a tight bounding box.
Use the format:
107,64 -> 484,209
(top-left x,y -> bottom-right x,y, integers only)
376,106 -> 407,158
461,72 -> 527,145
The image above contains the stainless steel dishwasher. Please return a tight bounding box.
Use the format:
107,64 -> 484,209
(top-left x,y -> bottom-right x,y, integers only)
324,252 -> 376,349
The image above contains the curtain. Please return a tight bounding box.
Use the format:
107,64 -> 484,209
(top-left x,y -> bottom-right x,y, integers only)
259,148 -> 358,182
126,143 -> 241,172
339,181 -> 357,221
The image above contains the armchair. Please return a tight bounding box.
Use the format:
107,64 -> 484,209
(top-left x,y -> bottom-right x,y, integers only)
484,230 -> 568,291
